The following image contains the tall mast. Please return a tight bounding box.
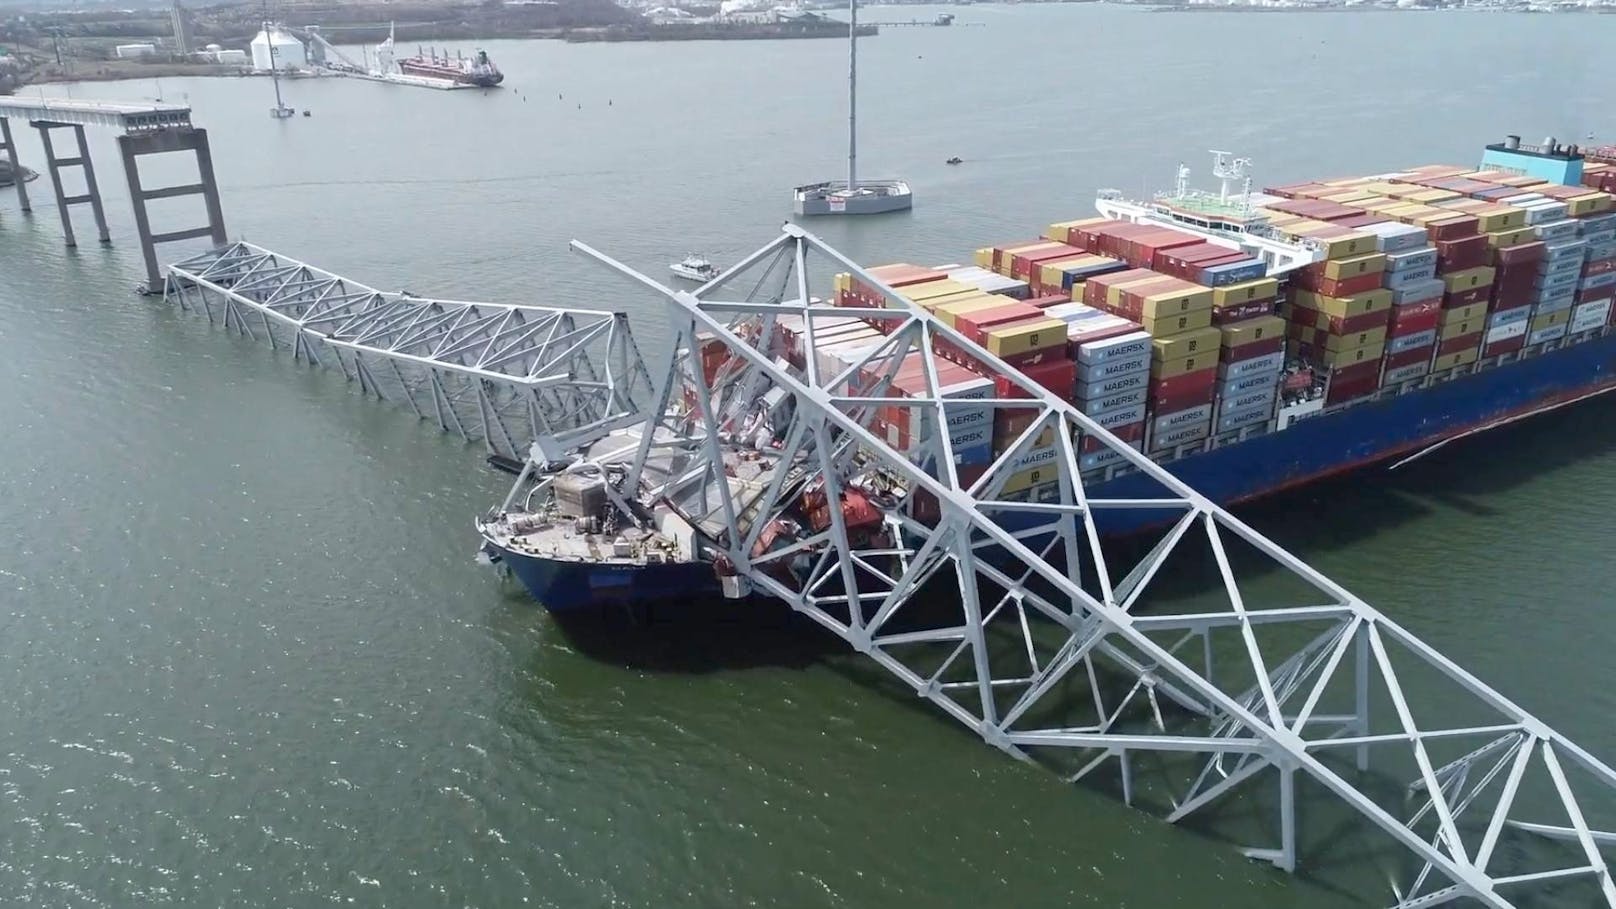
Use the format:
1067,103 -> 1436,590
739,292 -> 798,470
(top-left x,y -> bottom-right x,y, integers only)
847,0 -> 857,190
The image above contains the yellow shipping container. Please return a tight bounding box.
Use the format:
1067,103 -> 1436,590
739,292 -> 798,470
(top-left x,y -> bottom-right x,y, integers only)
1357,198 -> 1406,214
1211,277 -> 1280,307
1440,301 -> 1489,326
985,318 -> 1068,357
973,247 -> 995,269
1531,309 -> 1572,331
1441,266 -> 1496,293
835,273 -> 853,294
1138,285 -> 1214,318
934,295 -> 1014,328
1038,257 -> 1096,290
1406,188 -> 1460,204
1291,288 -> 1394,319
1321,189 -> 1377,204
902,279 -> 975,303
1151,325 -> 1222,361
1431,348 -> 1480,372
1475,205 -> 1528,232
1106,276 -> 1174,308
1567,193 -> 1614,217
1001,463 -> 1061,495
1487,227 -> 1535,248
1151,349 -> 1217,379
1316,252 -> 1387,280
917,290 -> 990,314
1311,324 -> 1388,353
1043,220 -> 1084,243
1439,318 -> 1483,341
1220,315 -> 1286,349
1142,307 -> 1213,337
1311,340 -> 1386,368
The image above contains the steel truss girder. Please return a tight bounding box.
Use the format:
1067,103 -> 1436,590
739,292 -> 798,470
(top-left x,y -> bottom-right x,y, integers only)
572,225 -> 1616,908
163,242 -> 654,460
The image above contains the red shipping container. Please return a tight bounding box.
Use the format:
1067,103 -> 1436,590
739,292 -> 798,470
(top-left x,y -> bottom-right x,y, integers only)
1071,221 -> 1128,254
1080,420 -> 1144,454
1491,241 -> 1546,267
1585,258 -> 1616,277
956,303 -> 1045,345
1012,244 -> 1085,282
1298,306 -> 1391,335
1326,373 -> 1380,406
1576,287 -> 1616,305
1221,335 -> 1286,363
1212,299 -> 1276,324
1293,268 -> 1383,298
1434,235 -> 1490,273
1082,268 -> 1161,308
1334,214 -> 1385,229
1437,331 -> 1483,357
990,240 -> 1047,273
999,345 -> 1072,370
1443,287 -> 1490,309
1025,294 -> 1074,310
1383,344 -> 1434,370
1329,357 -> 1383,385
1482,334 -> 1527,358
1149,366 -> 1218,413
1389,301 -> 1442,337
993,357 -> 1077,400
1421,215 -> 1481,241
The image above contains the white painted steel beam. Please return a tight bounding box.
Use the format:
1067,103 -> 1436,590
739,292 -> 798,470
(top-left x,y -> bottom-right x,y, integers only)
566,225 -> 1616,908
163,242 -> 654,461
0,97 -> 192,133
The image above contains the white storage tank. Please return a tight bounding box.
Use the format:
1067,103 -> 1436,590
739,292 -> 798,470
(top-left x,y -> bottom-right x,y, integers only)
249,25 -> 306,71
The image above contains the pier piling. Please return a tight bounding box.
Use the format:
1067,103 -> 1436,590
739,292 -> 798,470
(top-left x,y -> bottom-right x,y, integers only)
31,122 -> 111,247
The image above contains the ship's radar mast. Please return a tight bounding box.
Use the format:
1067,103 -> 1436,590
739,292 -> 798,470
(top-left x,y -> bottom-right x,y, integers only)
1173,162 -> 1190,200
1209,150 -> 1253,207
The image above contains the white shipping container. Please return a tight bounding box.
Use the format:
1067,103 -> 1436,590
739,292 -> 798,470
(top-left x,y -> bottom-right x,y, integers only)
1043,302 -> 1099,324
1074,386 -> 1148,417
1535,294 -> 1575,315
1484,320 -> 1529,345
1215,403 -> 1273,435
1581,271 -> 1616,290
1075,351 -> 1150,384
1382,361 -> 1431,385
1095,403 -> 1147,431
1384,247 -> 1438,273
1579,212 -> 1616,233
1532,219 -> 1580,242
947,266 -> 1029,300
1572,299 -> 1612,331
1539,254 -> 1584,277
1534,270 -> 1580,293
1078,369 -> 1150,399
1220,384 -> 1277,417
1392,279 -> 1447,306
1529,324 -> 1569,345
1149,419 -> 1212,452
1383,265 -> 1437,289
1543,239 -> 1589,261
1079,440 -> 1142,472
1075,330 -> 1152,366
1521,200 -> 1570,225
1362,221 -> 1429,253
1219,368 -> 1280,397
1151,403 -> 1214,437
1488,306 -> 1532,329
1589,240 -> 1616,261
1387,328 -> 1437,354
1216,350 -> 1284,381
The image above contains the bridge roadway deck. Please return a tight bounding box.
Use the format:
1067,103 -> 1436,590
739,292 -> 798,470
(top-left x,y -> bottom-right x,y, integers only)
0,97 -> 192,133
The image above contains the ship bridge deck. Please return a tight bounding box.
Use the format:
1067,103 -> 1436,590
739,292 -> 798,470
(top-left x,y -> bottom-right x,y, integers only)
164,242 -> 654,461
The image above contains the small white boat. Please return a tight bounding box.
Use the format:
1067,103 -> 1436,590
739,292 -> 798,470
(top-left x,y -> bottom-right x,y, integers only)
670,254 -> 721,282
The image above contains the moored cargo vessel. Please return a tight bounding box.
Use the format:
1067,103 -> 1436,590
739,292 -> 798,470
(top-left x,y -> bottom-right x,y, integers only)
482,137 -> 1616,612
397,47 -> 503,87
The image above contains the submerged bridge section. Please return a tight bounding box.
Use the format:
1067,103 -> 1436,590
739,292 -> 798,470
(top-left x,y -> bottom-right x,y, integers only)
164,243 -> 654,461
0,96 -> 226,292
567,225 -> 1616,908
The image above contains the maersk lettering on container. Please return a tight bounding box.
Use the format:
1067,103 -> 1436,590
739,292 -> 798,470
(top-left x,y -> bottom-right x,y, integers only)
1221,369 -> 1280,397
1217,350 -> 1284,381
1079,441 -> 1140,473
1214,403 -> 1271,435
1076,353 -> 1150,383
1075,331 -> 1152,365
1529,324 -> 1569,345
1081,369 -> 1149,398
1381,361 -> 1431,386
1151,403 -> 1212,436
1096,402 -> 1147,430
1075,387 -> 1148,417
1387,329 -> 1437,355
1223,386 -> 1277,416
1150,419 -> 1212,452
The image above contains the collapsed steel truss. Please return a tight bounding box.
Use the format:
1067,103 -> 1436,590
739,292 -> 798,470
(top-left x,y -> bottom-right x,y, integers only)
164,242 -> 653,460
573,225 -> 1616,908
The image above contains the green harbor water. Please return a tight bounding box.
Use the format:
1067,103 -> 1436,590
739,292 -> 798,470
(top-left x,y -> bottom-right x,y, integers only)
3,6 -> 1615,906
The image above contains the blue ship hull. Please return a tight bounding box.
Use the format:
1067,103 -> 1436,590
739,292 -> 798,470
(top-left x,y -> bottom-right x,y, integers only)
500,332 -> 1616,613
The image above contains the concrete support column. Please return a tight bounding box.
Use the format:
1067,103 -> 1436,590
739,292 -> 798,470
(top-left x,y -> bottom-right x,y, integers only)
118,128 -> 228,294
34,122 -> 75,247
0,116 -> 29,213
74,125 -> 111,245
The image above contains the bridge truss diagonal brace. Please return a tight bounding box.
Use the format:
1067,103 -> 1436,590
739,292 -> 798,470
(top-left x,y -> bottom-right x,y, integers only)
569,225 -> 1616,908
163,242 -> 655,462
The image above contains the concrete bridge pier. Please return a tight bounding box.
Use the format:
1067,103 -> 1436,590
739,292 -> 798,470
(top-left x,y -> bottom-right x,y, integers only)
32,121 -> 111,248
0,116 -> 30,213
119,128 -> 227,294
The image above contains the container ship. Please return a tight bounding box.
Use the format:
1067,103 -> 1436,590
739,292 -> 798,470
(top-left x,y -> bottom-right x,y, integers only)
397,47 -> 503,87
481,136 -> 1616,612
